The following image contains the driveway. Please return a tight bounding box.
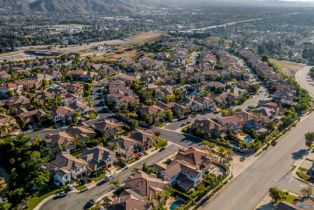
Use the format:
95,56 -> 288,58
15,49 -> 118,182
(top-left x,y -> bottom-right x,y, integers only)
40,144 -> 180,210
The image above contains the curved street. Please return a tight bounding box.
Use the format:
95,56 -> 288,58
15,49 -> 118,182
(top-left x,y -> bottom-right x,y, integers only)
38,66 -> 314,210
199,65 -> 314,210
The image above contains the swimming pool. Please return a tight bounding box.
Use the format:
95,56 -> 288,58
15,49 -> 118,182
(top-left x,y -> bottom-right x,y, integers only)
243,136 -> 253,143
229,140 -> 239,148
169,200 -> 184,210
299,204 -> 310,209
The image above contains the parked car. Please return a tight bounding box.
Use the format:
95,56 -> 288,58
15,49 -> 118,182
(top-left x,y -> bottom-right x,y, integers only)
66,184 -> 74,191
55,191 -> 67,199
84,199 -> 95,209
271,141 -> 277,146
79,188 -> 88,193
96,179 -> 108,186
159,147 -> 166,152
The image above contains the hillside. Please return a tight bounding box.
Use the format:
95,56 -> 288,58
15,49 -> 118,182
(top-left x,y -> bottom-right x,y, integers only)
0,0 -> 137,14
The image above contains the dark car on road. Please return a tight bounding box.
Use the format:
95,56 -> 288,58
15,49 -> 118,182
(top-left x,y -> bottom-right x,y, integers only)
79,188 -> 88,193
159,147 -> 166,152
84,199 -> 95,209
54,191 -> 67,199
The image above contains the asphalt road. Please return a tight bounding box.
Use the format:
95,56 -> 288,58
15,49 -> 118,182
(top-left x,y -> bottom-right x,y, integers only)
153,127 -> 204,149
296,66 -> 314,98
40,144 -> 180,210
199,66 -> 314,210
165,81 -> 268,132
233,86 -> 269,111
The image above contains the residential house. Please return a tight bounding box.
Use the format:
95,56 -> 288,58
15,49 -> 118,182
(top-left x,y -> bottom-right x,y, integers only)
93,119 -> 122,137
7,83 -> 23,94
227,86 -> 246,97
66,125 -> 96,141
236,111 -> 262,129
216,115 -> 243,132
216,111 -> 262,131
190,96 -> 216,112
48,152 -> 88,186
176,147 -> 212,171
0,114 -> 18,136
51,106 -> 74,124
18,109 -> 47,126
214,93 -> 236,106
105,189 -> 152,210
139,105 -> 164,124
0,71 -> 11,81
5,96 -> 31,110
111,136 -> 137,161
129,129 -> 157,150
193,118 -> 224,137
50,131 -> 77,152
154,87 -> 173,102
69,100 -> 94,116
160,160 -> 202,191
67,83 -> 83,94
80,146 -> 116,173
69,70 -> 92,81
125,171 -> 169,200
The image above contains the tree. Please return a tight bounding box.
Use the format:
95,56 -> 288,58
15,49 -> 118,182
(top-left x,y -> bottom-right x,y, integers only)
132,120 -> 139,129
73,111 -> 81,125
300,186 -> 313,198
164,110 -> 173,122
305,132 -> 314,149
262,55 -> 269,62
110,179 -> 120,190
0,135 -> 51,206
269,187 -> 288,202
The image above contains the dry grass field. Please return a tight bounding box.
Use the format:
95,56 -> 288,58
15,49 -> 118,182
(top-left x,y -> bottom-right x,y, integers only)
269,59 -> 305,77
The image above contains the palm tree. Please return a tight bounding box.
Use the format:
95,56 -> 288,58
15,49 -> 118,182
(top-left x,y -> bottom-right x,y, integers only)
110,179 -> 120,190
132,167 -> 140,174
153,193 -> 167,210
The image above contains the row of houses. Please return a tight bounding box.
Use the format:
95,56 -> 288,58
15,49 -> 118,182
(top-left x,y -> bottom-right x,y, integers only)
48,125 -> 158,185
192,110 -> 268,138
103,146 -> 223,210
239,50 -> 296,106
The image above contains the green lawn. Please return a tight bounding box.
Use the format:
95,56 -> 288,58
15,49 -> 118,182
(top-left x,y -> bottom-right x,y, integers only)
91,172 -> 107,182
156,123 -> 166,127
88,113 -> 98,119
27,188 -> 63,210
286,193 -> 297,203
75,185 -> 87,190
154,138 -> 168,148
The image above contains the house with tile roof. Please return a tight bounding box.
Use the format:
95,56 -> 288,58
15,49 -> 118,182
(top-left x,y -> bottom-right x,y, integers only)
128,129 -> 157,151
48,152 -> 88,186
51,106 -> 74,124
125,171 -> 169,200
93,119 -> 122,137
49,131 -> 77,152
80,146 -> 116,172
105,189 -> 152,210
111,136 -> 138,161
66,125 -> 96,141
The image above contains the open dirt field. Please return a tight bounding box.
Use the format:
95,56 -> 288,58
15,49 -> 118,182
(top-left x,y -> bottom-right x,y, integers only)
270,59 -> 306,77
